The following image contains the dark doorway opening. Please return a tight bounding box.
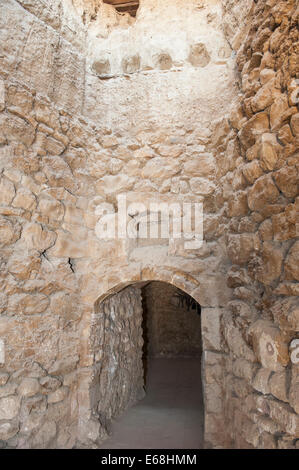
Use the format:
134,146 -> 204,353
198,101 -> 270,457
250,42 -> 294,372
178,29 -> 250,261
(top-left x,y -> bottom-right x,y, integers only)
99,281 -> 204,449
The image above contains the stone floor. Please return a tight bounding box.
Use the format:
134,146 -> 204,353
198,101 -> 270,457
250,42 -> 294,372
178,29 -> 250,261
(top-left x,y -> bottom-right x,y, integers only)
99,357 -> 204,449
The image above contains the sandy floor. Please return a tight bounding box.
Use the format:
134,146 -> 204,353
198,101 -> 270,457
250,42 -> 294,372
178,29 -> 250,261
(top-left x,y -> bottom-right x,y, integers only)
99,357 -> 204,449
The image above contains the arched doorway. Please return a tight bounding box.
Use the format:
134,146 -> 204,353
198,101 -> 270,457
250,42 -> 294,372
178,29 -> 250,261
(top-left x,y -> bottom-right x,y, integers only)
93,281 -> 204,449
77,268 -> 226,448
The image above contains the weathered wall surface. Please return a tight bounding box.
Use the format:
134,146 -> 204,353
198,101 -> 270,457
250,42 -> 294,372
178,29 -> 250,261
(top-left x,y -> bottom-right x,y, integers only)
219,0 -> 299,449
143,281 -> 202,358
0,0 -> 297,449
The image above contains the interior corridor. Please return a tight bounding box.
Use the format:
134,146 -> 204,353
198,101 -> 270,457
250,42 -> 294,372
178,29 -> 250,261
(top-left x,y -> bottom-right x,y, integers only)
99,357 -> 204,449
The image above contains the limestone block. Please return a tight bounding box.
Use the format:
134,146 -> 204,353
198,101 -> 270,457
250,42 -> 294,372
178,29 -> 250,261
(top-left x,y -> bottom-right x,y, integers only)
258,431 -> 277,449
272,203 -> 297,241
201,308 -> 221,351
211,118 -> 230,148
142,158 -> 181,179
92,58 -> 111,77
37,198 -> 64,224
273,166 -> 298,199
12,188 -> 36,211
242,160 -> 264,184
20,412 -> 44,437
227,266 -> 250,288
255,241 -> 283,286
0,114 -> 36,147
227,233 -> 255,265
258,133 -> 280,171
48,356 -> 79,377
156,145 -> 183,158
239,112 -> 269,148
0,177 -> 15,205
204,383 -> 222,413
22,396 -> 47,421
18,378 -> 40,397
133,146 -> 154,159
223,315 -> 256,362
42,156 -> 77,193
0,383 -> 18,399
30,420 -> 57,448
271,298 -> 299,332
188,43 -> 211,67
260,69 -> 276,85
270,94 -> 289,130
232,377 -> 252,399
0,422 -> 19,441
253,414 -> 281,436
251,80 -> 277,113
19,293 -> 50,315
0,372 -> 9,386
34,101 -> 60,130
248,174 -> 279,212
249,320 -> 289,371
229,102 -> 246,130
259,219 -> 273,241
278,124 -> 294,146
0,293 -> 8,315
269,371 -> 288,403
25,362 -> 47,379
268,399 -> 299,436
22,223 -> 56,252
40,376 -> 62,393
233,358 -> 257,382
191,276 -> 231,307
44,135 -> 66,155
47,386 -> 69,404
7,85 -> 33,120
252,367 -> 271,394
63,205 -> 84,227
183,154 -> 215,178
0,396 -> 20,420
227,191 -> 248,217
48,229 -> 88,258
284,241 -> 299,282
96,174 -> 135,196
7,250 -> 41,280
189,177 -> 215,195
0,217 -> 17,247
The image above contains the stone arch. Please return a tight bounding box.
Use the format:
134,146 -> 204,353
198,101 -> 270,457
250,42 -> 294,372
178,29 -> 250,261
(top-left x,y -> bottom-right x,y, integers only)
93,267 -> 201,306
77,266 -> 225,448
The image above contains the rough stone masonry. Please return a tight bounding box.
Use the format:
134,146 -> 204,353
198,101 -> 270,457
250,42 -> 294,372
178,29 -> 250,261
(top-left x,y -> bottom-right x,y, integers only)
0,0 -> 298,449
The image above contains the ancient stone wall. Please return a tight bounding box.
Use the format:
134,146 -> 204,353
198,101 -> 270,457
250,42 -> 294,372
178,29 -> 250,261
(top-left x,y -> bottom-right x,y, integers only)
0,0 -> 88,447
220,0 -> 299,449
